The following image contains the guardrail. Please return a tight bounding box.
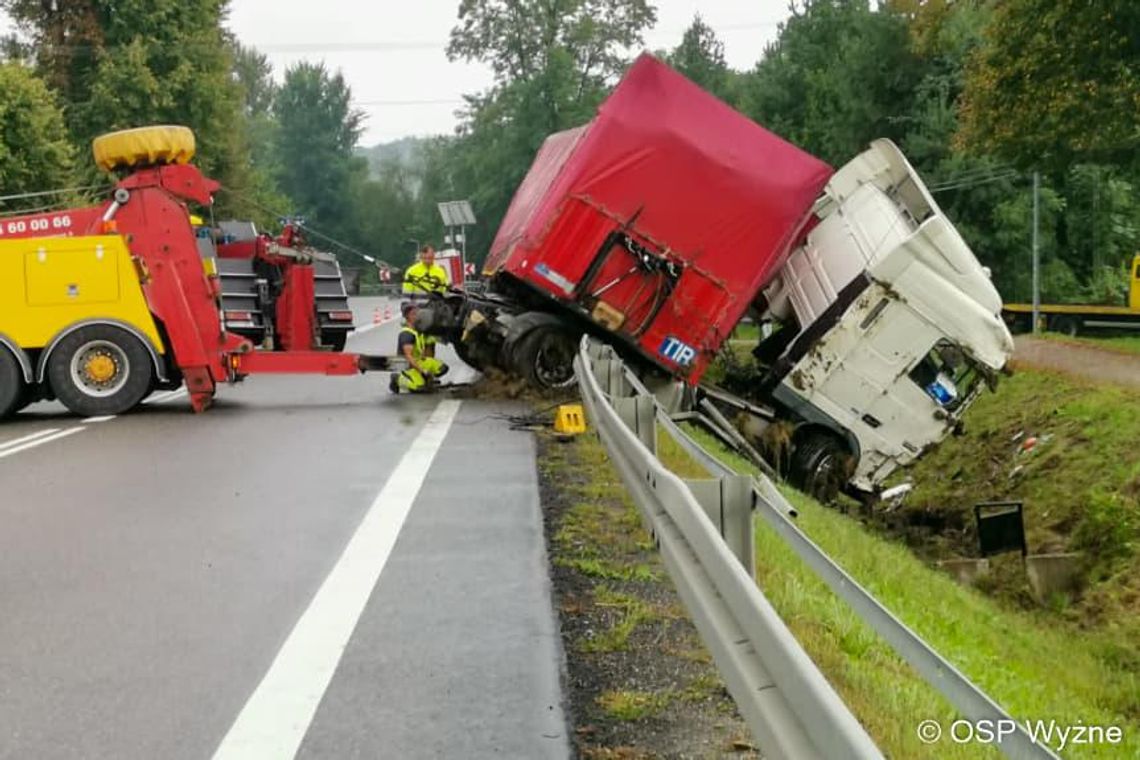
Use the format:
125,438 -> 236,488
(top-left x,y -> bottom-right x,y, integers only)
574,336 -> 1058,760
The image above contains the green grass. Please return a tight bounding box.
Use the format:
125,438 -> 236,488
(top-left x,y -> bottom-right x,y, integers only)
677,423 -> 1140,759
1038,331 -> 1140,355
596,689 -> 674,721
900,368 -> 1140,633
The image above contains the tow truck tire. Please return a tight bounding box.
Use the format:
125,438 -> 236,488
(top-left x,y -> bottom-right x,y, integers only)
511,325 -> 578,389
47,325 -> 154,417
92,125 -> 196,173
0,348 -> 25,420
789,432 -> 848,504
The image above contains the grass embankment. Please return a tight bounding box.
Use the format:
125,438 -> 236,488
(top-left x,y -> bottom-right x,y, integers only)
896,369 -> 1140,639
676,424 -> 1139,758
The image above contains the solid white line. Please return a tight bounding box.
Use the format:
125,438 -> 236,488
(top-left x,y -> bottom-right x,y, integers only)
0,428 -> 62,453
83,415 -> 116,423
0,427 -> 84,460
211,399 -> 462,760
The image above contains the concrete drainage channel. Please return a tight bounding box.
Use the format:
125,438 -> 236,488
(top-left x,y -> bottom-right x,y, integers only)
573,336 -> 1061,760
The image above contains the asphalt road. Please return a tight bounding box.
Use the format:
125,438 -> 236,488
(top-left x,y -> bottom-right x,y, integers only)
0,297 -> 569,760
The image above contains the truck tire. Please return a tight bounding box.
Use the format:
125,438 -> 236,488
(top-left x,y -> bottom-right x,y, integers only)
46,325 -> 154,417
321,330 -> 348,353
454,338 -> 486,372
1049,315 -> 1081,336
92,125 -> 196,173
789,432 -> 849,503
511,324 -> 578,389
0,348 -> 25,420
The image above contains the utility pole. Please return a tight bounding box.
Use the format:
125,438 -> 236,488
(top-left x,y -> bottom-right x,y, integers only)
1031,171 -> 1040,333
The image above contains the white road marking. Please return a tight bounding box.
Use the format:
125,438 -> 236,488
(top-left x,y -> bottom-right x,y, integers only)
211,399 -> 462,760
0,427 -> 84,460
145,388 -> 188,405
83,415 -> 116,423
348,317 -> 397,337
0,428 -> 62,453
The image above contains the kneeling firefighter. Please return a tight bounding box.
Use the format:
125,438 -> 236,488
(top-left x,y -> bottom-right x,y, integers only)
390,302 -> 449,393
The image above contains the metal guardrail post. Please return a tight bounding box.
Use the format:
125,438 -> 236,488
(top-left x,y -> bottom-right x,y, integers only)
685,476 -> 754,575
575,337 -> 881,760
613,395 -> 657,455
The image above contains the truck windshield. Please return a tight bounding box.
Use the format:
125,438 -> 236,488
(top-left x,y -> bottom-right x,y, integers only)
908,340 -> 981,412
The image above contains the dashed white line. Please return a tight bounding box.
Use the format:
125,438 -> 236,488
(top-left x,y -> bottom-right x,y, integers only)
83,415 -> 116,423
0,428 -> 62,453
145,388 -> 189,404
348,317 -> 398,337
0,427 -> 85,460
211,399 -> 462,760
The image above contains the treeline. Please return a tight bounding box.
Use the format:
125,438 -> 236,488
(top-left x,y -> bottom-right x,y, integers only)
1,0 -> 1137,302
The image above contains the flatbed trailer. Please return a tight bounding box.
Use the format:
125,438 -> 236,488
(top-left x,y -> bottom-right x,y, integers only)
1002,255 -> 1140,335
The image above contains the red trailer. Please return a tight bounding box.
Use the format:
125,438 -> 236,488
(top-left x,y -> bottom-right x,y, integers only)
480,53 -> 833,384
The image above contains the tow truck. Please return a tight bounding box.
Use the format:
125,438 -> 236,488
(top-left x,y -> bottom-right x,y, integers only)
0,125 -> 391,419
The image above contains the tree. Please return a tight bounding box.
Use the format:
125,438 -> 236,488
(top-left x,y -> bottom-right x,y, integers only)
957,0 -> 1140,170
0,63 -> 76,212
1,0 -> 256,205
736,0 -> 920,166
272,62 -> 365,235
667,14 -> 729,100
445,0 -> 657,253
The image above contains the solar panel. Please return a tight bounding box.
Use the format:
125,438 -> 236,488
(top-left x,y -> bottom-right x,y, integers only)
437,200 -> 476,226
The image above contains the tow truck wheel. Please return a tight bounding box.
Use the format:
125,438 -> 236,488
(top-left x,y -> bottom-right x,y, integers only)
789,432 -> 849,504
0,348 -> 25,420
512,325 -> 578,389
47,325 -> 154,417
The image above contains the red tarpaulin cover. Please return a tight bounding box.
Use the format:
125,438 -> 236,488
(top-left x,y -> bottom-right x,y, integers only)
485,53 -> 834,382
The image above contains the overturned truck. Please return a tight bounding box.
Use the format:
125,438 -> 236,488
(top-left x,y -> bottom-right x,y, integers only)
419,53 -> 1013,500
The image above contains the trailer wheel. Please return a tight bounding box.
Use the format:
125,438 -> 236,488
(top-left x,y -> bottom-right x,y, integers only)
511,325 -> 578,389
0,348 -> 25,420
47,325 -> 154,417
789,432 -> 849,504
1049,315 -> 1081,336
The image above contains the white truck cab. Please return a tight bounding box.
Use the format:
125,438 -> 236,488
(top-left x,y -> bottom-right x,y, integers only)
755,139 -> 1013,496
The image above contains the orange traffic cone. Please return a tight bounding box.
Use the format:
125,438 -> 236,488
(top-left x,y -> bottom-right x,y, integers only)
373,307 -> 382,324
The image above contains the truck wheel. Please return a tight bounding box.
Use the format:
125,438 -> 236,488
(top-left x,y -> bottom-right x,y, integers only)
789,432 -> 849,503
322,331 -> 348,352
47,325 -> 154,417
454,339 -> 486,372
512,325 -> 578,389
0,348 -> 25,420
1049,315 -> 1081,336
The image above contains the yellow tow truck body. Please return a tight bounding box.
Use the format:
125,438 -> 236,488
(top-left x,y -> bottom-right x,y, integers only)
1002,254 -> 1140,334
0,234 -> 165,376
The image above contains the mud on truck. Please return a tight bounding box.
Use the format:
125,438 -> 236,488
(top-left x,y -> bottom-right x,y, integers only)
414,54 -> 1014,502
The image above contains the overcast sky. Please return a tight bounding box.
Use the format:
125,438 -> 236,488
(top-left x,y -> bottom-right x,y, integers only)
2,1 -> 790,147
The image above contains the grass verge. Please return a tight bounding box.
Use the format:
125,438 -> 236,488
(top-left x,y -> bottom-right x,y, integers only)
1038,331 -> 1140,356
682,423 -> 1140,759
539,430 -> 758,758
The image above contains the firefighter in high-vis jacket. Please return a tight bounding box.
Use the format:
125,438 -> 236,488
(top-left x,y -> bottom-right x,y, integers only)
389,302 -> 449,393
402,244 -> 450,296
